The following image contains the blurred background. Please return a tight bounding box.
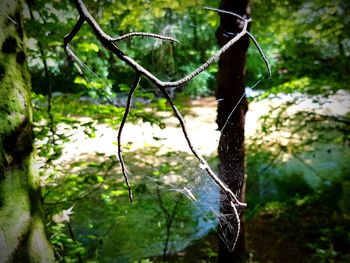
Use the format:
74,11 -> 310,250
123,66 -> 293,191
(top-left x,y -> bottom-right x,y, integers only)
23,0 -> 349,262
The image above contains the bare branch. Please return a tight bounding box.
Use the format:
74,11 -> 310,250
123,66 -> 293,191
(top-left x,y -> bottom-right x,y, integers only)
160,19 -> 250,88
247,32 -> 271,78
117,73 -> 141,203
62,0 -> 276,236
205,6 -> 271,79
64,16 -> 85,48
65,0 -> 250,207
204,6 -> 246,21
63,0 -> 272,251
230,201 -> 241,252
66,0 -> 250,89
111,32 -> 179,43
158,86 -> 246,207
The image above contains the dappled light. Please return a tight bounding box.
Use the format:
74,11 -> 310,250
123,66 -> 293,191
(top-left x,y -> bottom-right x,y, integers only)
0,0 -> 349,262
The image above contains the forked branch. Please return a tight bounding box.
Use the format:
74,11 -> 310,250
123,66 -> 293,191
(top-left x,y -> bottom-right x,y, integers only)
64,0 -> 252,88
64,0 -> 268,221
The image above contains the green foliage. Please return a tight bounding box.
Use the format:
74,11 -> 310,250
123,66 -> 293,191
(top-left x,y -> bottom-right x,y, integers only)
48,223 -> 87,262
181,67 -> 214,97
248,0 -> 350,95
24,0 -> 350,261
24,0 -> 220,98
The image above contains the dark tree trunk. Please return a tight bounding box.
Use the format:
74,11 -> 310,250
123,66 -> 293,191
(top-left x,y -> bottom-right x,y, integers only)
0,0 -> 54,261
216,0 -> 250,262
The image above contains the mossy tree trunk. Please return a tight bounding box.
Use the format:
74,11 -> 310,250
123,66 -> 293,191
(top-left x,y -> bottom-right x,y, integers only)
0,0 -> 54,262
216,0 -> 250,262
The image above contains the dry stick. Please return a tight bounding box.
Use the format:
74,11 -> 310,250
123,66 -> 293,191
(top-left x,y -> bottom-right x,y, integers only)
64,0 -> 272,206
64,0 -> 274,210
64,0 -> 251,206
229,201 -> 241,252
247,32 -> 271,78
205,7 -> 271,79
111,32 -> 179,43
204,6 -> 246,21
158,86 -> 246,208
62,1 -> 275,255
63,16 -> 85,49
63,0 -> 266,252
117,73 -> 141,203
66,0 -> 251,88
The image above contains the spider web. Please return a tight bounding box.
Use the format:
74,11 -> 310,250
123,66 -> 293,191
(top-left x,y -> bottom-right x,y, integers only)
142,155 -> 242,251
65,30 -> 270,252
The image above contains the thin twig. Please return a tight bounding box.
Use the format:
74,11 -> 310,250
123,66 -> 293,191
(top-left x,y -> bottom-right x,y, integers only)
156,184 -> 181,261
117,73 -> 141,203
63,3 -> 272,253
204,6 -> 246,21
65,45 -> 118,105
292,152 -> 326,180
247,32 -> 271,78
219,91 -> 246,134
65,0 -> 251,89
158,86 -> 246,207
7,15 -> 18,25
64,16 -> 85,48
65,0 -> 251,207
229,201 -> 241,252
111,32 -> 179,43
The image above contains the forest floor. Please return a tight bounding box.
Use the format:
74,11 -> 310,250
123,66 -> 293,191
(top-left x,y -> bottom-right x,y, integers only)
54,95 -> 277,166
54,91 -> 349,166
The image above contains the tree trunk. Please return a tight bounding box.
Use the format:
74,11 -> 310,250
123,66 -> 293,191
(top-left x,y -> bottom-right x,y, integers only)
216,0 -> 250,262
0,0 -> 54,261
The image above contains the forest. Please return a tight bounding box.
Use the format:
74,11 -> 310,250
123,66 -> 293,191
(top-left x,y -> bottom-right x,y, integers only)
0,0 -> 349,262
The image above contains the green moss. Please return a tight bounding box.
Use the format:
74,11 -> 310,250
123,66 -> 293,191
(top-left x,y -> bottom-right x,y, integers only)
10,229 -> 31,262
3,118 -> 33,164
0,156 -> 32,261
0,1 -> 53,261
28,216 -> 55,262
0,44 -> 32,160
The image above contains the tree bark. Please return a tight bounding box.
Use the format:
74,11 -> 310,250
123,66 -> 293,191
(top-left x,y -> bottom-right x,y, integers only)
216,0 -> 250,262
0,0 -> 54,261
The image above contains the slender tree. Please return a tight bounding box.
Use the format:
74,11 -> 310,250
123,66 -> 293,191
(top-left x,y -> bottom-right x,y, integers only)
0,0 -> 54,261
216,0 -> 250,262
